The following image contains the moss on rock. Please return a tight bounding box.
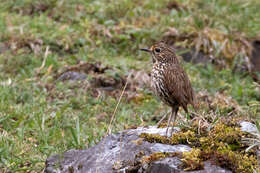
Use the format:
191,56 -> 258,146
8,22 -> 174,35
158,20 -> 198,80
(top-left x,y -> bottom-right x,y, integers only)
140,120 -> 259,173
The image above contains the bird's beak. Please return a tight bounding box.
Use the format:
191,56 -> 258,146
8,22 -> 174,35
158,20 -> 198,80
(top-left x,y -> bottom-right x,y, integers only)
140,48 -> 151,52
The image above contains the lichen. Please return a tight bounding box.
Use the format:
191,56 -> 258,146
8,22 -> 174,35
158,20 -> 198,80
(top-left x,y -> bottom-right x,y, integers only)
140,120 -> 259,173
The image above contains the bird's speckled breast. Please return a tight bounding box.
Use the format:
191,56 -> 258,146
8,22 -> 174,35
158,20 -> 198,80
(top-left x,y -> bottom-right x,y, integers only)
151,62 -> 174,106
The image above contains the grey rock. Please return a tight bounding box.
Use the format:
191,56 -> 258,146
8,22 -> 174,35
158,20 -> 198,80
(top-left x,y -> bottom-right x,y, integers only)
151,143 -> 190,153
240,121 -> 258,134
0,42 -> 8,54
240,121 -> 260,166
180,48 -> 211,65
147,159 -> 230,173
45,126 -> 232,173
127,126 -> 180,137
147,157 -> 182,173
57,71 -> 87,81
252,40 -> 260,72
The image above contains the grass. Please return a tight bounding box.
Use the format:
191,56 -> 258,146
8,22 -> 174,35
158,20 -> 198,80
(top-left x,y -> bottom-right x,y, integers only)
0,0 -> 259,172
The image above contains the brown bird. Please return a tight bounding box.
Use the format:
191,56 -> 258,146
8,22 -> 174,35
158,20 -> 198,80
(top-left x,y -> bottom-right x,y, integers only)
140,42 -> 196,137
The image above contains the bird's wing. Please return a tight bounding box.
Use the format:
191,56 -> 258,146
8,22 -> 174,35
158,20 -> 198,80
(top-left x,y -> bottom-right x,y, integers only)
164,65 -> 195,112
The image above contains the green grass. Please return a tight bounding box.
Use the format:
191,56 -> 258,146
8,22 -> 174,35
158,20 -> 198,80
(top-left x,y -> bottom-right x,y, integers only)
0,0 -> 259,172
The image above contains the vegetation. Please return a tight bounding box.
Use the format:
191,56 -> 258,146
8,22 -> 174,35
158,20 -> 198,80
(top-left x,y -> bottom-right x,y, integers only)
0,0 -> 259,172
140,119 -> 259,172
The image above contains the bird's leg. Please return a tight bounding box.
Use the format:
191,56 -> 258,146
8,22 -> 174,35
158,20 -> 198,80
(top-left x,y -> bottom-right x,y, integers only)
166,108 -> 174,137
157,109 -> 170,127
170,107 -> 178,137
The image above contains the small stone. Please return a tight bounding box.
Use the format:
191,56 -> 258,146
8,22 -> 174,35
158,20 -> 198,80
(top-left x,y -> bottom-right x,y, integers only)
57,71 -> 87,81
240,121 -> 258,134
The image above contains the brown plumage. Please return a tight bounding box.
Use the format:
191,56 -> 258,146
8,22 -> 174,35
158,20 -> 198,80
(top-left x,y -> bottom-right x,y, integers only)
140,41 -> 196,136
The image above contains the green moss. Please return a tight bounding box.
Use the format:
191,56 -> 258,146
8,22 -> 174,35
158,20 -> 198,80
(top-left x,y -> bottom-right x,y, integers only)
140,121 -> 259,172
171,130 -> 200,146
140,152 -> 180,164
139,133 -> 170,144
181,148 -> 204,171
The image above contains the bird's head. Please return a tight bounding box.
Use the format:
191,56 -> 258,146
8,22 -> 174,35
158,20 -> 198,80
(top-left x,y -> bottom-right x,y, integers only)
140,42 -> 178,64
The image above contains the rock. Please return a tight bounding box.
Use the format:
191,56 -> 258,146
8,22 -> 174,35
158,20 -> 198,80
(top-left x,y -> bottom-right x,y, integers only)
127,126 -> 180,137
148,159 -> 231,173
180,48 -> 211,65
131,70 -> 151,89
45,126 -> 232,173
240,121 -> 260,166
240,121 -> 258,134
0,42 -> 8,54
252,40 -> 260,72
57,71 -> 87,81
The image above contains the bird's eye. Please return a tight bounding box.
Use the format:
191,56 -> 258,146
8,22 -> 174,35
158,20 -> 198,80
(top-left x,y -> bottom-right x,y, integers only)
155,47 -> 161,53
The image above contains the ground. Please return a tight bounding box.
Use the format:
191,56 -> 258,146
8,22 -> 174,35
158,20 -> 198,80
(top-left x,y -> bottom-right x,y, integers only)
0,0 -> 259,172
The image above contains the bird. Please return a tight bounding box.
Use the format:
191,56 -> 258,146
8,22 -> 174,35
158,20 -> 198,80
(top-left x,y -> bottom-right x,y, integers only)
140,41 -> 197,137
